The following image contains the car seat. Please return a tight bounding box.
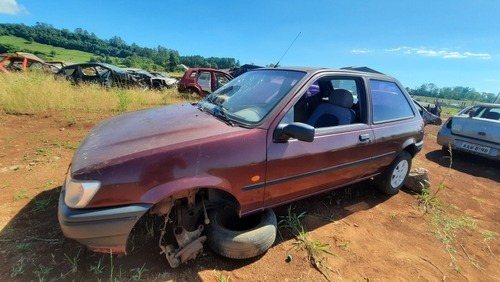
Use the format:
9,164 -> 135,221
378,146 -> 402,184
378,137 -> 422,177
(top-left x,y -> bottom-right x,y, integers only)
306,89 -> 355,127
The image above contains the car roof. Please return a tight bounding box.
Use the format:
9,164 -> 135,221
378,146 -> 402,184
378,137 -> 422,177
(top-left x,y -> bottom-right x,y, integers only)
254,66 -> 395,80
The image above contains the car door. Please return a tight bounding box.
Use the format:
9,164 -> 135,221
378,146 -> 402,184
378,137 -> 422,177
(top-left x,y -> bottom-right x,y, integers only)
197,71 -> 212,93
264,76 -> 378,208
368,79 -> 423,170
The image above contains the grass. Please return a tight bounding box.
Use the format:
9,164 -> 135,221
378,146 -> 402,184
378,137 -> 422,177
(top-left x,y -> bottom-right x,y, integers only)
417,148 -> 483,272
16,242 -> 31,252
215,270 -> 230,282
33,264 -> 52,282
0,35 -> 107,62
30,197 -> 52,213
11,258 -> 25,277
13,188 -> 29,200
89,256 -> 106,274
0,72 -> 199,115
130,263 -> 148,280
278,207 -> 334,279
64,252 -> 79,273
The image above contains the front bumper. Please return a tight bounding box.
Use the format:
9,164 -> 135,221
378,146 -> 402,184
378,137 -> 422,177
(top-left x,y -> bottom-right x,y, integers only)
58,189 -> 152,254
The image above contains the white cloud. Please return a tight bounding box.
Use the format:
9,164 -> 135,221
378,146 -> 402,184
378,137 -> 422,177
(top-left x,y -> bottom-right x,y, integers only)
387,47 -> 491,60
351,49 -> 373,54
0,0 -> 28,15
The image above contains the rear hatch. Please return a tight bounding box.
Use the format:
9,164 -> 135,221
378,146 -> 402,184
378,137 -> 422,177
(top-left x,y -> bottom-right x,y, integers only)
451,115 -> 500,144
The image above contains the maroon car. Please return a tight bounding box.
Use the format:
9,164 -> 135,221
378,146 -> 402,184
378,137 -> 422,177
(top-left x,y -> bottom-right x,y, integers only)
177,67 -> 233,97
59,67 -> 424,267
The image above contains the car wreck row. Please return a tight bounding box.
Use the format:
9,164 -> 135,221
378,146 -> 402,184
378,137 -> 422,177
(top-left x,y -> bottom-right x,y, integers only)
55,63 -> 178,90
58,66 -> 426,267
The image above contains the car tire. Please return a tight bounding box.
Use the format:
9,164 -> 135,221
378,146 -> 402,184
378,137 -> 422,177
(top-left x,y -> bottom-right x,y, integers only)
375,150 -> 412,195
206,207 -> 277,259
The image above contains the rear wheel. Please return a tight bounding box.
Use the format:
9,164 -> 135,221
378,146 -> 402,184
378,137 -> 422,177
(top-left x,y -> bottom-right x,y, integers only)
206,208 -> 277,259
375,151 -> 412,195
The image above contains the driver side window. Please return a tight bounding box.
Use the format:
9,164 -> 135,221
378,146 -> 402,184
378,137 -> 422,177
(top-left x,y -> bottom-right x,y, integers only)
280,77 -> 364,128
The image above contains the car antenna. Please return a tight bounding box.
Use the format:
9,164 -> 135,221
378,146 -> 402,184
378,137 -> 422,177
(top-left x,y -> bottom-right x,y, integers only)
274,32 -> 301,68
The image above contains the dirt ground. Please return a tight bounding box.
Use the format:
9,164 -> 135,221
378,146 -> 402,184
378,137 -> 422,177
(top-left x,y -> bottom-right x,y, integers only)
0,111 -> 498,281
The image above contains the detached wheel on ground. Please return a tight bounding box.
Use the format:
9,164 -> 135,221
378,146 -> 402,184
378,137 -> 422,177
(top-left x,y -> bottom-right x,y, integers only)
375,150 -> 412,195
206,207 -> 277,259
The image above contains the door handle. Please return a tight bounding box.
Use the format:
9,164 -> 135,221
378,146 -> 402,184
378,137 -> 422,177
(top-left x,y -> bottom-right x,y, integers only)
359,134 -> 371,142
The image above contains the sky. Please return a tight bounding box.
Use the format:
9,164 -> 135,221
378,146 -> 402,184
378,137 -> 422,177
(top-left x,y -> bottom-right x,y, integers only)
1,0 -> 499,93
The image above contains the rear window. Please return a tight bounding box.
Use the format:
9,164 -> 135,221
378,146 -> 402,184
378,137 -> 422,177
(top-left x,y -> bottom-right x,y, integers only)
370,80 -> 414,123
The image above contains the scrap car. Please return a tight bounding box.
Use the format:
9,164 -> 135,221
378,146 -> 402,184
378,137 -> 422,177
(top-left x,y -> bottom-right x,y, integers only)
56,62 -> 152,88
437,103 -> 500,160
150,71 -> 179,88
0,52 -> 54,74
178,67 -> 233,97
58,67 -> 424,268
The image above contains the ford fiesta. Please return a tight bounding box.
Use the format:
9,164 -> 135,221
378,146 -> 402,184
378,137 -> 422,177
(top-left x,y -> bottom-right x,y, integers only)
58,67 -> 424,267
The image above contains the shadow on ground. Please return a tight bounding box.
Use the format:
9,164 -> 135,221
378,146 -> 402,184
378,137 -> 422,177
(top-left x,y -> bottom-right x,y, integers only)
425,149 -> 500,182
0,181 -> 391,281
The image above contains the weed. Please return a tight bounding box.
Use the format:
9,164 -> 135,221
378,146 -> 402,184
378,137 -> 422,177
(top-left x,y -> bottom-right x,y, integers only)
11,258 -> 25,277
418,145 -> 453,212
43,179 -> 56,188
215,270 -> 229,282
34,147 -> 51,156
53,140 -> 79,150
16,242 -> 31,252
33,264 -> 52,282
31,197 -> 52,213
278,207 -> 334,279
89,256 -> 106,274
64,250 -> 80,273
65,114 -> 78,126
117,90 -> 131,112
130,263 -> 148,280
417,148 -> 483,272
483,231 -> 494,239
14,188 -> 29,200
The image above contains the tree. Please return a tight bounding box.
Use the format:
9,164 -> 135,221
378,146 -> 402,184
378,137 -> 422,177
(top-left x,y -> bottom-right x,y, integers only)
168,52 -> 180,71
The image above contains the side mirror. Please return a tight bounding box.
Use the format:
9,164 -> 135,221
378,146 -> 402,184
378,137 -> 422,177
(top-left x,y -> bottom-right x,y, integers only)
274,122 -> 315,143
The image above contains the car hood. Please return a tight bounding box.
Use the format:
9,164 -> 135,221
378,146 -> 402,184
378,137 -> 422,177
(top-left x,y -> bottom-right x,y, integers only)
72,103 -> 243,175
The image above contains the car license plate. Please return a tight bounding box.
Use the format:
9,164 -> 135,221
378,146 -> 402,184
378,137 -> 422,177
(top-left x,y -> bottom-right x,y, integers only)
460,142 -> 491,154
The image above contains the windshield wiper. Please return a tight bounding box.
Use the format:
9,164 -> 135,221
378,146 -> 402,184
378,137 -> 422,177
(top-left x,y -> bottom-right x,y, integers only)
213,104 -> 234,126
203,95 -> 234,126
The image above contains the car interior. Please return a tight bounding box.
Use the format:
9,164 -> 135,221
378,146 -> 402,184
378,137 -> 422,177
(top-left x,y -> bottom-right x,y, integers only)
289,78 -> 362,128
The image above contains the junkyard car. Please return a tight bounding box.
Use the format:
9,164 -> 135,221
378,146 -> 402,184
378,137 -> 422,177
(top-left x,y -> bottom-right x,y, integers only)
0,52 -> 52,74
413,99 -> 442,125
125,68 -> 177,90
58,67 -> 424,267
57,63 -> 145,88
150,71 -> 179,88
437,103 -> 500,160
178,67 -> 233,96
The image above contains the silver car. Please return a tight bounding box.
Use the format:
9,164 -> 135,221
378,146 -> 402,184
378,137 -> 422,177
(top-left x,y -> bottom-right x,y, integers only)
437,103 -> 500,160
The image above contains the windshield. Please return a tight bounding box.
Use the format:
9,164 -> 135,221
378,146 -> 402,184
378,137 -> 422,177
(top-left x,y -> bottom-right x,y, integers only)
198,69 -> 305,125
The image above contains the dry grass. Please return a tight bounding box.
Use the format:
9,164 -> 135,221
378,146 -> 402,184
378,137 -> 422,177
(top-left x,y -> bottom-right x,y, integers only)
0,72 -> 199,114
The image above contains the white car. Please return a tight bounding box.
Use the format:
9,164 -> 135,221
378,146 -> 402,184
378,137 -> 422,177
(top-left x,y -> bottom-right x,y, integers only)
437,103 -> 500,160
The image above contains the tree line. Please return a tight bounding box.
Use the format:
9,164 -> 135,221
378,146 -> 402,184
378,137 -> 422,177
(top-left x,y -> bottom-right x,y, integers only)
406,83 -> 497,104
0,23 -> 239,71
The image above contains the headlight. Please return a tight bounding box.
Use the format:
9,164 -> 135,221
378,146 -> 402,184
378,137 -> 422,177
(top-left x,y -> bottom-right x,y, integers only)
64,174 -> 101,208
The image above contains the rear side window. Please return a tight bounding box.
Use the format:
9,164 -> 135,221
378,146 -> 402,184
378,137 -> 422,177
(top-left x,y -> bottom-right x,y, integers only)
370,80 -> 414,123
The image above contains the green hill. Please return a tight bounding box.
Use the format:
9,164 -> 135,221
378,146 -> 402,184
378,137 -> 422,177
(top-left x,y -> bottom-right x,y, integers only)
0,35 -> 105,63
